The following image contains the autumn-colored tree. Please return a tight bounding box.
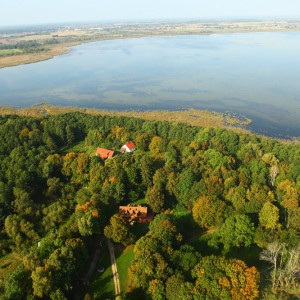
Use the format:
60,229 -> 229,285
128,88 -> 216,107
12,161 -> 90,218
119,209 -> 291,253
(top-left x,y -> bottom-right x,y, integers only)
192,256 -> 260,300
110,126 -> 130,143
149,136 -> 166,156
149,214 -> 182,247
147,279 -> 165,300
192,195 -> 226,229
62,152 -> 78,177
277,179 -> 299,228
206,174 -> 224,195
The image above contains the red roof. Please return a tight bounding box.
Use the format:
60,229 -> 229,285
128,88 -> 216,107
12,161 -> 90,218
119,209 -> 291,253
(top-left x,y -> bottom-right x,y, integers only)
121,141 -> 136,151
119,205 -> 153,223
96,148 -> 114,159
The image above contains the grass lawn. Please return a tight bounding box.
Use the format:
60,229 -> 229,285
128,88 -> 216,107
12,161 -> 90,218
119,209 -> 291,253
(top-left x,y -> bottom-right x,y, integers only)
115,245 -> 135,296
0,252 -> 22,280
59,141 -> 96,156
88,242 -> 115,300
88,243 -> 135,299
130,198 -> 146,205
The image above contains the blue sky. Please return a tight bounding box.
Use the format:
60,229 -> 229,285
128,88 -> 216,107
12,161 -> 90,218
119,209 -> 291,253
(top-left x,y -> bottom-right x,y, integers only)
1,0 -> 300,26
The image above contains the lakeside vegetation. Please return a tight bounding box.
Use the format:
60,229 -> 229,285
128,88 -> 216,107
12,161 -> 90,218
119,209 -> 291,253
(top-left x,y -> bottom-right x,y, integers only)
0,104 -> 252,135
0,110 -> 299,299
1,20 -> 300,68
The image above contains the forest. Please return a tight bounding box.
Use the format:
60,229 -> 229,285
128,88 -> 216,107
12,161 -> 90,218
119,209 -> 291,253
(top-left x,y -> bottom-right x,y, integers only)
0,111 -> 299,299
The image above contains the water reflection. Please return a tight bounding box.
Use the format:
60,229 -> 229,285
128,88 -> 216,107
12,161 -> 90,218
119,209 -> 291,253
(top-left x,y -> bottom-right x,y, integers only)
0,32 -> 300,138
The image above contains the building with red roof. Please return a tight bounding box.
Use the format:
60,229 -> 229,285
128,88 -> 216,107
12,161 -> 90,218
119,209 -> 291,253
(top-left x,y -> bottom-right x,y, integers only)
121,141 -> 136,153
95,147 -> 114,160
119,205 -> 153,223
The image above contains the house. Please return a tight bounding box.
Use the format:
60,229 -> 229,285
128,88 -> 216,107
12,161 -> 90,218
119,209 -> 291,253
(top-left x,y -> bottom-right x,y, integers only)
121,141 -> 136,153
119,205 -> 153,223
95,147 -> 114,160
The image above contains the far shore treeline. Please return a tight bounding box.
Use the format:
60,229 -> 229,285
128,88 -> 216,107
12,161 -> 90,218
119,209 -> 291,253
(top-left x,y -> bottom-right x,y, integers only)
0,111 -> 299,299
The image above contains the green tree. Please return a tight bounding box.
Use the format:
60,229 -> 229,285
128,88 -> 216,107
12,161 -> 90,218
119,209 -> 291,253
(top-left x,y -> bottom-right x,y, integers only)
31,266 -> 52,298
171,244 -> 201,273
214,214 -> 255,252
145,186 -> 165,213
259,202 -> 280,230
5,265 -> 31,300
104,214 -> 136,245
166,274 -> 194,300
148,215 -> 182,247
140,155 -> 154,187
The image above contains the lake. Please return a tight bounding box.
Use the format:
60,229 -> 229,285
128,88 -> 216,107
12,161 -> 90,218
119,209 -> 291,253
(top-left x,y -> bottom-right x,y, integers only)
0,32 -> 300,138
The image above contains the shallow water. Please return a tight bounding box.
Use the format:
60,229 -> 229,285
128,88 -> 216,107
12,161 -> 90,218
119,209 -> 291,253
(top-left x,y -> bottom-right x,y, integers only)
0,32 -> 300,138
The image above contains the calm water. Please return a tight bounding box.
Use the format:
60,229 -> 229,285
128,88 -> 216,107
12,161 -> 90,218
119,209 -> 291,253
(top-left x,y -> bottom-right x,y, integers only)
0,32 -> 300,138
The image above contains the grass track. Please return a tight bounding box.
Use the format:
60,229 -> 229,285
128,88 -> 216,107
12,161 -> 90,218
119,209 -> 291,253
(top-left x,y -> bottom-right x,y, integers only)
115,245 -> 135,295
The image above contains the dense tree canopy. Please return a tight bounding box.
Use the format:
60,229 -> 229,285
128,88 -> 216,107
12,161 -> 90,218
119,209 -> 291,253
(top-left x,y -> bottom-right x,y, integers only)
0,111 -> 299,299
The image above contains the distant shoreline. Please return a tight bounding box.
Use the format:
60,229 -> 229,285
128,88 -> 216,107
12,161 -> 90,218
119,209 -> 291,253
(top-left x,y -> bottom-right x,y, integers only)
1,20 -> 300,68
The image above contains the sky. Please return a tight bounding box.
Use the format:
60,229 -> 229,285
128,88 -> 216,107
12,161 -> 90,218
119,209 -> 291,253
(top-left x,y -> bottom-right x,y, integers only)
1,0 -> 300,26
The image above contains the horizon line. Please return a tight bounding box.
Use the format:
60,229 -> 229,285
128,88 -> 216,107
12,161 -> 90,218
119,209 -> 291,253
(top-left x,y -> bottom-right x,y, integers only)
1,16 -> 300,28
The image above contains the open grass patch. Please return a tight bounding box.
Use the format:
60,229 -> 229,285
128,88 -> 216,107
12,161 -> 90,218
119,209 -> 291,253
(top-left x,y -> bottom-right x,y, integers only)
0,49 -> 22,56
0,252 -> 22,280
130,198 -> 146,206
191,232 -> 222,256
59,141 -> 96,155
172,204 -> 199,238
115,245 -> 135,296
88,242 -> 114,300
